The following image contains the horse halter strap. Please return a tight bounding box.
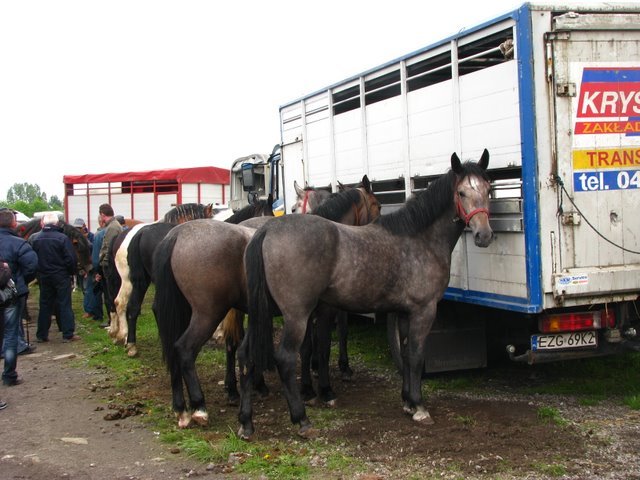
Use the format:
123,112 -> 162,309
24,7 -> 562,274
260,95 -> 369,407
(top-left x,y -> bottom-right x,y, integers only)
302,190 -> 311,214
455,193 -> 490,226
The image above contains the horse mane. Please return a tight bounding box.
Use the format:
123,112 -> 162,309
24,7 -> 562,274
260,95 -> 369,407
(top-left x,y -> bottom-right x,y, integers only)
225,199 -> 273,225
312,189 -> 362,222
377,161 -> 489,236
16,218 -> 41,239
163,203 -> 213,224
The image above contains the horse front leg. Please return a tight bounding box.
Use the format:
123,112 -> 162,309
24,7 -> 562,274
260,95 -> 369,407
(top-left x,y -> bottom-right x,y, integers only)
237,336 -> 255,440
336,310 -> 353,380
225,334 -> 240,405
299,316 -> 316,402
314,303 -> 337,406
276,317 -> 315,438
402,306 -> 437,425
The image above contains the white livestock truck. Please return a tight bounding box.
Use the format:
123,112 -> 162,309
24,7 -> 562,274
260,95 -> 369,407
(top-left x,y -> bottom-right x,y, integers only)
231,2 -> 640,372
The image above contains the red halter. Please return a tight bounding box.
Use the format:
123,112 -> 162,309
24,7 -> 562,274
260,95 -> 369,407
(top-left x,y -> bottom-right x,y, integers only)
455,194 -> 490,226
301,190 -> 311,214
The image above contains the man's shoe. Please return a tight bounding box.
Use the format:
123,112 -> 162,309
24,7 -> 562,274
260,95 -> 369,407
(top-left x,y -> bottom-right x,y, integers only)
82,313 -> 93,319
36,337 -> 49,343
3,377 -> 24,387
0,400 -> 7,410
62,335 -> 81,343
18,345 -> 37,355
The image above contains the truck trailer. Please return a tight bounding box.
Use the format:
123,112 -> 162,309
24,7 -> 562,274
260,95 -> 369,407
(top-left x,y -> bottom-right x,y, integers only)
232,2 -> 640,371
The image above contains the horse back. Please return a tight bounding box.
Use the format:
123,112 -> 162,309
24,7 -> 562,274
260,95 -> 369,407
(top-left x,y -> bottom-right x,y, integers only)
169,220 -> 254,309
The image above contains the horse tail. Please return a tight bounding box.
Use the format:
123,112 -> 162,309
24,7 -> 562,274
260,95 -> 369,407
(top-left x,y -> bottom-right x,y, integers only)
152,232 -> 192,371
222,308 -> 243,346
244,227 -> 275,371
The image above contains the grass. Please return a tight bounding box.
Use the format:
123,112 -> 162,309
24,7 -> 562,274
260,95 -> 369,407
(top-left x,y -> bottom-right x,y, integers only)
536,406 -> 568,427
62,286 -> 640,478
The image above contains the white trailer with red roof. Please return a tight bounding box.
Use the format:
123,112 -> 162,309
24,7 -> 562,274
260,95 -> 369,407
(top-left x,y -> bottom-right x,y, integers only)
63,166 -> 229,232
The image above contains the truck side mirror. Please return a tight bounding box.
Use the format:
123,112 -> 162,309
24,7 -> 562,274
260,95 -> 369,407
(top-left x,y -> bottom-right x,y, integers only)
242,163 -> 256,191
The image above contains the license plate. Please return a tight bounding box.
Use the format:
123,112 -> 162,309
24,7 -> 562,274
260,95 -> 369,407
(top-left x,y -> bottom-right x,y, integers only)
531,331 -> 598,351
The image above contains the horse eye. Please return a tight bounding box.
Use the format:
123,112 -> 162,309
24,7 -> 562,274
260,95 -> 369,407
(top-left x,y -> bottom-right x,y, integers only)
458,191 -> 466,198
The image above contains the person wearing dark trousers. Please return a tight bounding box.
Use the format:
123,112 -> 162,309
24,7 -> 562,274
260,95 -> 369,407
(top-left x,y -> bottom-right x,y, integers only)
0,260 -> 17,407
0,208 -> 38,387
31,213 -> 80,343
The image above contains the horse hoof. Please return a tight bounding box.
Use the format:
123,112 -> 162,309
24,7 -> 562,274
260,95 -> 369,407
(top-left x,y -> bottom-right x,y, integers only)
192,409 -> 209,426
177,411 -> 192,429
402,403 -> 416,416
340,367 -> 354,381
226,394 -> 240,406
298,425 -> 319,439
126,344 -> 138,357
237,425 -> 253,441
304,397 -> 318,407
324,398 -> 337,408
412,408 -> 434,425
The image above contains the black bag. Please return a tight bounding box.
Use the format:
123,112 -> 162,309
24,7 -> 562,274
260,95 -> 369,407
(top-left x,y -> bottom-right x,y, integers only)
0,278 -> 17,307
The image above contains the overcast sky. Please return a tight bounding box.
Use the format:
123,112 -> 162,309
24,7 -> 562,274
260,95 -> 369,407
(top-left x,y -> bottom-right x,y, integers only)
0,0 -> 613,201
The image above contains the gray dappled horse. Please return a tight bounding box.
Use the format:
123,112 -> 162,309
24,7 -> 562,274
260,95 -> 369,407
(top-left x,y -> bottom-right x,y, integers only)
239,150 -> 494,439
151,179 -> 380,428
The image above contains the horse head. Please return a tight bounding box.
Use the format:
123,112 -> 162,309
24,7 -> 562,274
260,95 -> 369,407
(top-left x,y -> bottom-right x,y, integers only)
292,181 -> 332,214
451,149 -> 493,247
354,175 -> 381,225
62,222 -> 94,274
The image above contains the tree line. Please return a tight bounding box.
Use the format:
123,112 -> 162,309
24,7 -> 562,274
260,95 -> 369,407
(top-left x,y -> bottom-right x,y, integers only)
0,183 -> 63,219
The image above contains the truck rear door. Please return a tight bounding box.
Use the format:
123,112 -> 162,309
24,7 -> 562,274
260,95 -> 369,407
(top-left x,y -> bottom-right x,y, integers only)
550,12 -> 640,302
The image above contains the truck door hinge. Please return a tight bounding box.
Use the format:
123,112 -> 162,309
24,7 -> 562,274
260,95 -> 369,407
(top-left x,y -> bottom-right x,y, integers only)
561,211 -> 581,226
556,83 -> 576,97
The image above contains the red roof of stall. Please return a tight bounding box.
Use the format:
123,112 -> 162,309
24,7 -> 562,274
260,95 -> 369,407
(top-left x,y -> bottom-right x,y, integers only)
63,166 -> 229,185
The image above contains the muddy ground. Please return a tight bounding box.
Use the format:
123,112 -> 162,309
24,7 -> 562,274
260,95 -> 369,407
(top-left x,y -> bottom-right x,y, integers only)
1,298 -> 639,480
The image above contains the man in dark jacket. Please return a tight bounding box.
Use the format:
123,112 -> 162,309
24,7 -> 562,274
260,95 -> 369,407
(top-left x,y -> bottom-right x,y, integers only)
0,208 -> 38,386
31,213 -> 80,343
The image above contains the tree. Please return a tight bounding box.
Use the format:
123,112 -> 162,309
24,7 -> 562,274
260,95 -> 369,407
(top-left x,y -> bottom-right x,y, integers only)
7,183 -> 47,204
1,182 -> 62,219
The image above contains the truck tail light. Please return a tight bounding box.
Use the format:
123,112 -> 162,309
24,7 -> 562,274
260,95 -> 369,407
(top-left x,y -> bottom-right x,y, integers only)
539,310 -> 615,333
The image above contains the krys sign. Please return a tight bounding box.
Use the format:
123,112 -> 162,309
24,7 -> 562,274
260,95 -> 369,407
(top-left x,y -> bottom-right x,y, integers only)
572,67 -> 640,192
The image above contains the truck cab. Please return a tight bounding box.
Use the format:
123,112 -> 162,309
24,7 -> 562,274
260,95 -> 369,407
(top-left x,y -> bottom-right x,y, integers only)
229,146 -> 282,213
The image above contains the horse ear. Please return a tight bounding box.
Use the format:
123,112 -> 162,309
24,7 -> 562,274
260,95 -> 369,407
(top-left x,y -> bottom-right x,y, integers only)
294,181 -> 304,197
361,175 -> 372,192
337,181 -> 346,192
479,148 -> 490,170
451,152 -> 463,174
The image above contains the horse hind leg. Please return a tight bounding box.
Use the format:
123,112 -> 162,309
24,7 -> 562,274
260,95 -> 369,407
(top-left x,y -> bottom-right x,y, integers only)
275,317 -> 315,438
124,280 -> 149,358
168,353 -> 191,428
175,309 -> 228,427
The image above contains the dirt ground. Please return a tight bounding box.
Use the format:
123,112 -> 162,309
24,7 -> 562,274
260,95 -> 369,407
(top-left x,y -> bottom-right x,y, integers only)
2,302 -> 640,480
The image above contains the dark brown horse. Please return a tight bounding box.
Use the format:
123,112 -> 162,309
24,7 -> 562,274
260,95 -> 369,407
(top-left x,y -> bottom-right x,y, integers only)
238,151 -> 493,439
152,179 -> 380,428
